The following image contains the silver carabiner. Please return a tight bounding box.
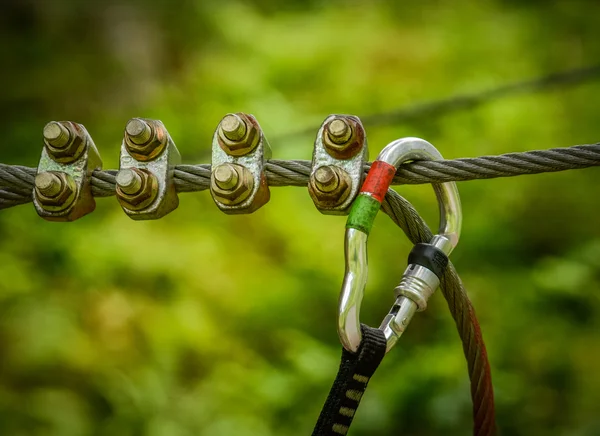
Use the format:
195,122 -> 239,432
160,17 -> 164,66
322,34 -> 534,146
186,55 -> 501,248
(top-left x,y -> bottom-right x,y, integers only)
338,137 -> 462,353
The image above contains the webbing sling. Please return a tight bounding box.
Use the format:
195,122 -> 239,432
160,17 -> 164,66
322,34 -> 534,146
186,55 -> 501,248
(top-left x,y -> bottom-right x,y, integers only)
312,325 -> 387,436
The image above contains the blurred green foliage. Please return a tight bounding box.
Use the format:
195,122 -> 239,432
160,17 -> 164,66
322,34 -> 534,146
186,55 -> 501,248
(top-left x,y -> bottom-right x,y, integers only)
2,0 -> 600,435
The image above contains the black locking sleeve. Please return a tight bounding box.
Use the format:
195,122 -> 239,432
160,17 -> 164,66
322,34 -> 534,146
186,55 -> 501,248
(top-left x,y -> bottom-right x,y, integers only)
407,242 -> 448,279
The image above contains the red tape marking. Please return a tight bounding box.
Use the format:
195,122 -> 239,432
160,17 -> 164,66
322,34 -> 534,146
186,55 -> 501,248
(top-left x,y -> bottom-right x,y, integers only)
360,161 -> 396,203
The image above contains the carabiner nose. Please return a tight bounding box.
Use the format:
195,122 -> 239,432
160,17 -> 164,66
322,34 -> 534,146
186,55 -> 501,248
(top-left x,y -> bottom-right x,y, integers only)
376,137 -> 462,254
338,137 -> 462,353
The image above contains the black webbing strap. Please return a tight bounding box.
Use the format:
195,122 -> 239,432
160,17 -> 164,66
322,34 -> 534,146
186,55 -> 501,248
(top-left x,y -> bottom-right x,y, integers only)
312,325 -> 387,436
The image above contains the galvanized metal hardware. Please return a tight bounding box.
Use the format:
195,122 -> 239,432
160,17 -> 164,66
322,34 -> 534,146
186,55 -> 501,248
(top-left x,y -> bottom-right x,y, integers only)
33,121 -> 102,221
210,113 -> 271,214
308,115 -> 368,215
339,137 -> 462,353
117,118 -> 181,220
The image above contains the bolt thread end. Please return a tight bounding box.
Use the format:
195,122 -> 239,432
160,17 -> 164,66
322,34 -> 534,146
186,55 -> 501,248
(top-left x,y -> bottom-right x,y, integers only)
327,118 -> 352,144
116,168 -> 144,195
43,122 -> 71,148
126,119 -> 153,145
314,166 -> 339,192
220,114 -> 247,142
35,172 -> 63,197
214,163 -> 239,190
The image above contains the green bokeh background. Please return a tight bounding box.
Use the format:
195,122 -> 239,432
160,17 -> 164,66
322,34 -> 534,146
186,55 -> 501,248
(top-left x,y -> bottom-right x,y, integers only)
2,1 -> 600,435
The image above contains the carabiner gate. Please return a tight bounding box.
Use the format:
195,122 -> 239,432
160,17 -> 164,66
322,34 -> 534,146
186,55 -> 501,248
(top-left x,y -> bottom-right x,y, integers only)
338,137 -> 462,353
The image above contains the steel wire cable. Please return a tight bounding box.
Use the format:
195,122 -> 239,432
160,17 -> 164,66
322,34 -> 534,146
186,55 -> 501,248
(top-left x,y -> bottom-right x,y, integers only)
0,160 -> 497,434
1,142 -> 599,210
0,139 -> 593,433
382,189 -> 496,435
5,144 -> 592,435
2,65 -> 598,435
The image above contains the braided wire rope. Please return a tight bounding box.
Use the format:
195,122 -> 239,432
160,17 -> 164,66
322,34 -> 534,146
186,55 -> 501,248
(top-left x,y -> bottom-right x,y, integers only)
1,142 -> 599,210
2,66 -> 598,434
5,144 -> 597,434
382,189 -> 495,435
0,161 -> 497,434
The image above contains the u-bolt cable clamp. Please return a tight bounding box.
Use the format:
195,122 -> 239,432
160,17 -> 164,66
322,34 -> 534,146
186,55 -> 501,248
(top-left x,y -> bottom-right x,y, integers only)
338,137 -> 463,353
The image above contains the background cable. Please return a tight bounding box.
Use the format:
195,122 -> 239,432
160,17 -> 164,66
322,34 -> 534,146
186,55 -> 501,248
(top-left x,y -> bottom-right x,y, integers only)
279,65 -> 600,140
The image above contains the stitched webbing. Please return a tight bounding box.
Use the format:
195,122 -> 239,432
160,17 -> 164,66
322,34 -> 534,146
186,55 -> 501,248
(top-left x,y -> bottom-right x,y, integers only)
312,325 -> 387,436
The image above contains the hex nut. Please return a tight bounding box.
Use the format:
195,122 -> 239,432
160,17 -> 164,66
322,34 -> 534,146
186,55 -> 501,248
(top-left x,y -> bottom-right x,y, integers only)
308,165 -> 352,207
34,171 -> 78,212
124,118 -> 167,161
217,113 -> 260,157
323,116 -> 365,160
43,121 -> 86,163
116,168 -> 159,211
211,163 -> 254,205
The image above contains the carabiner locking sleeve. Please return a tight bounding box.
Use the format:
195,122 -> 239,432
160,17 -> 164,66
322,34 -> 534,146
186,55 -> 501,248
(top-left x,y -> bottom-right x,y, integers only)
338,137 -> 462,353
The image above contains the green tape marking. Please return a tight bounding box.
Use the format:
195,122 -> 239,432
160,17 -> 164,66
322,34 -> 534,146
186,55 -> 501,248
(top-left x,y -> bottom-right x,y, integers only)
346,194 -> 381,235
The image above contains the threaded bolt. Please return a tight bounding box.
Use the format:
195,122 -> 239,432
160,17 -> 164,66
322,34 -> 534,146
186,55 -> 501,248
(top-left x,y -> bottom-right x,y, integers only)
35,172 -> 63,197
326,118 -> 352,145
314,166 -> 339,193
43,122 -> 71,148
116,168 -> 143,195
214,163 -> 239,190
220,114 -> 247,142
126,118 -> 153,145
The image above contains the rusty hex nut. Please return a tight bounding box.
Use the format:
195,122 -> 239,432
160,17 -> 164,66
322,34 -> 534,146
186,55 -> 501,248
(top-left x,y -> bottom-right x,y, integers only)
43,121 -> 86,163
308,165 -> 352,207
116,168 -> 159,211
34,171 -> 78,212
211,163 -> 254,205
217,113 -> 261,157
322,116 -> 365,160
124,118 -> 167,161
